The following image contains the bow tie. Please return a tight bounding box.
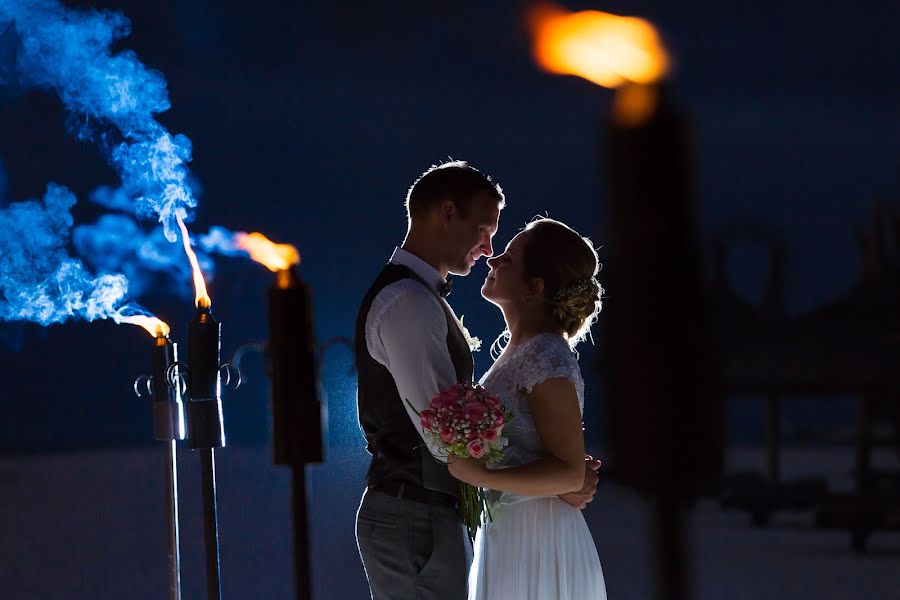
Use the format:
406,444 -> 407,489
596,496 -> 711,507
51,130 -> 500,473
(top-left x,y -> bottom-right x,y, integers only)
439,276 -> 454,298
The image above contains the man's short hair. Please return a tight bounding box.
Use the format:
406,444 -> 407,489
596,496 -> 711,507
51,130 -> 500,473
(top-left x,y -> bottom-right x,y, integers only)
405,161 -> 505,221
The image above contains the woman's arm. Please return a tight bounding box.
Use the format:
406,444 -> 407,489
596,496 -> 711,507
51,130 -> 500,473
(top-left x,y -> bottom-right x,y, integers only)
448,376 -> 586,496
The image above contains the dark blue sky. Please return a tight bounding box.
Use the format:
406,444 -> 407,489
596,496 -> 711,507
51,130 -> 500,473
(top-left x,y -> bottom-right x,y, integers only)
1,0 -> 898,452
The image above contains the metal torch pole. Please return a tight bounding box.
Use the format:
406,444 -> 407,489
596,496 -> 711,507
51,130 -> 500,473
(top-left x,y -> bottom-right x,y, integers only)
199,448 -> 221,599
152,335 -> 186,600
163,439 -> 182,600
187,306 -> 226,600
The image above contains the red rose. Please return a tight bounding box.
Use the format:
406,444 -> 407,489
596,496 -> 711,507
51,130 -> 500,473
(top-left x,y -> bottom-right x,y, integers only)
441,392 -> 460,410
440,426 -> 455,444
420,409 -> 436,430
463,402 -> 488,423
481,426 -> 498,442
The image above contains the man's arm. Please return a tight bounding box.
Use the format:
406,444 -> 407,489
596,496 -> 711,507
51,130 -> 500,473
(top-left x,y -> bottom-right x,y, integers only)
369,285 -> 458,462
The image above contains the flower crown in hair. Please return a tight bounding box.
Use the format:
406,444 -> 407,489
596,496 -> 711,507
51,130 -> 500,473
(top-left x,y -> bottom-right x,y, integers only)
550,277 -> 600,322
552,277 -> 597,304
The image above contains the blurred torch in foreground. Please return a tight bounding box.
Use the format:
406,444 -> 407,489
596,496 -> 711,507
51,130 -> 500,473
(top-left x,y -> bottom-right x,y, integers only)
528,6 -> 722,600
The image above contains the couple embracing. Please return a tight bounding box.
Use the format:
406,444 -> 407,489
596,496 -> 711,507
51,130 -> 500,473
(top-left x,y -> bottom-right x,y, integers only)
355,161 -> 607,599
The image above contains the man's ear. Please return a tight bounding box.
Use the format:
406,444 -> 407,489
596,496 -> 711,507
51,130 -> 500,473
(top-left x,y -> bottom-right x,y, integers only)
530,277 -> 545,298
439,198 -> 457,226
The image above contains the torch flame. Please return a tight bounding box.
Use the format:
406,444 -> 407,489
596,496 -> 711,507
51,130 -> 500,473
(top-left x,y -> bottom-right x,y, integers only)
119,314 -> 171,338
175,212 -> 212,308
235,232 -> 300,272
526,3 -> 670,88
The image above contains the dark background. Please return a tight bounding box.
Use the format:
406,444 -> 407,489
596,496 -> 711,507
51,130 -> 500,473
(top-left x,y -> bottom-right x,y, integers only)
1,0 -> 898,454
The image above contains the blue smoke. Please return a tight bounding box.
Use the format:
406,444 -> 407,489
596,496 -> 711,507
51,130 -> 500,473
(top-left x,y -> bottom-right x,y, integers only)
0,0 -> 197,240
0,0 -> 212,330
198,226 -> 251,258
74,214 -> 215,299
0,184 -> 130,325
0,158 -> 7,206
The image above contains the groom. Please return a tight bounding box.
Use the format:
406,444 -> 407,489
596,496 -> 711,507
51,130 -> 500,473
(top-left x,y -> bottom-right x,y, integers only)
355,161 -> 600,599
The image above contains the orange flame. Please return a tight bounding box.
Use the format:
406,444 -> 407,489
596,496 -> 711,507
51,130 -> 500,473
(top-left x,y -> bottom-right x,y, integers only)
235,232 -> 300,272
175,213 -> 211,308
526,3 -> 669,88
119,314 -> 171,338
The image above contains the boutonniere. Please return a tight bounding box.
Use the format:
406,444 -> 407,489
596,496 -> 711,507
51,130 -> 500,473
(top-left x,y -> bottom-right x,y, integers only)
458,316 -> 482,352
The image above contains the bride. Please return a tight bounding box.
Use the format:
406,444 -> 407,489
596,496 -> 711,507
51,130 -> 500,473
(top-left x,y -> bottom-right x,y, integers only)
448,217 -> 607,600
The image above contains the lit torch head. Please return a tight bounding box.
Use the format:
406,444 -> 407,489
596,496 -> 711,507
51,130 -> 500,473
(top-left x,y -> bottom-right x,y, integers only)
526,3 -> 669,88
526,3 -> 671,126
117,313 -> 171,339
235,232 -> 300,275
231,231 -> 301,289
174,214 -> 224,448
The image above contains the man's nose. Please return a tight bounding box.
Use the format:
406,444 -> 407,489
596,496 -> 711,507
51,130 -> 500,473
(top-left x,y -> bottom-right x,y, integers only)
481,237 -> 494,257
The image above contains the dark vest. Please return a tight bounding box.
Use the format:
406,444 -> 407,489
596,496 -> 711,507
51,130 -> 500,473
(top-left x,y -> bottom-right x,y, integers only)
355,263 -> 474,498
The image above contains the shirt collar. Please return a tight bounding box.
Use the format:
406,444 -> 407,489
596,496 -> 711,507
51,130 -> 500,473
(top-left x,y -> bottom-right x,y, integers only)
390,247 -> 447,296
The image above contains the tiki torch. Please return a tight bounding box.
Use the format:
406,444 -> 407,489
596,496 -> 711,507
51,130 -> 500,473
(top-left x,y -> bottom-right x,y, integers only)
527,6 -> 723,600
177,215 -> 226,600
128,315 -> 184,600
236,232 -> 323,600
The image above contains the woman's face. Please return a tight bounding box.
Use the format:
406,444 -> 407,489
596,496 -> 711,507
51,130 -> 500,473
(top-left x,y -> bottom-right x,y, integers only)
481,230 -> 533,305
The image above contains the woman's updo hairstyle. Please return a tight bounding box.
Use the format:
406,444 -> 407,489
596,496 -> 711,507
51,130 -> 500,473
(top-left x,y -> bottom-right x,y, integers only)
521,217 -> 603,347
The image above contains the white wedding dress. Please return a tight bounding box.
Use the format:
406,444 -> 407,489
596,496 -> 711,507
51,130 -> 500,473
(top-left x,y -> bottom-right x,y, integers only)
469,332 -> 607,600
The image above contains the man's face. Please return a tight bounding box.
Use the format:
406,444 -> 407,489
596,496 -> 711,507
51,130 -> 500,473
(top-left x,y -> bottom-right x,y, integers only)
446,191 -> 500,276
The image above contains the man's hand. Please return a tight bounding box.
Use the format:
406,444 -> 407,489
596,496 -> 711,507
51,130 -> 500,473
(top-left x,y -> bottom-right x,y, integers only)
558,455 -> 601,509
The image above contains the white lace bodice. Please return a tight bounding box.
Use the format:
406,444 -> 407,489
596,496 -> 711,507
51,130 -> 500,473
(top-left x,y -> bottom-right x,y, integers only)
479,332 -> 584,469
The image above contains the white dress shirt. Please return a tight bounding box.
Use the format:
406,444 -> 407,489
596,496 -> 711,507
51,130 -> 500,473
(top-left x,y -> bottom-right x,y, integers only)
365,248 -> 466,463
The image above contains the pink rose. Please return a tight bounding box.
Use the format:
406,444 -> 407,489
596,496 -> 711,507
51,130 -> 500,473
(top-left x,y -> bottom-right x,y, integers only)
466,429 -> 478,441
481,426 -> 498,442
463,402 -> 488,423
420,409 -> 436,430
467,439 -> 485,459
492,412 -> 505,426
440,426 -> 455,444
430,396 -> 442,409
465,388 -> 478,402
485,395 -> 501,410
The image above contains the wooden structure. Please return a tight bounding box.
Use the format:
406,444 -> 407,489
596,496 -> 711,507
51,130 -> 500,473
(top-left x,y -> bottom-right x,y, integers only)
709,205 -> 900,551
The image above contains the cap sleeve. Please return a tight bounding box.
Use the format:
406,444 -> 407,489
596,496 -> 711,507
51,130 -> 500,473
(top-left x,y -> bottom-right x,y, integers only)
513,334 -> 584,410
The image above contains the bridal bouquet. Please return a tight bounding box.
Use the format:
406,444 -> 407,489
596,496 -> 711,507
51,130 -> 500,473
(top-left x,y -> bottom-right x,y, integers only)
408,382 -> 513,540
